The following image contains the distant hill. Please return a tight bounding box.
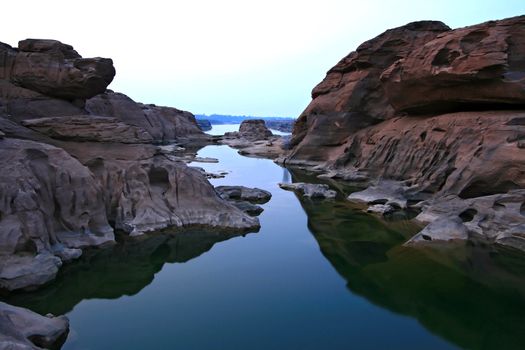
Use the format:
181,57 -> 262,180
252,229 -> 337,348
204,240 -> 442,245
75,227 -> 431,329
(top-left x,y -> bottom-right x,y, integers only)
196,114 -> 295,133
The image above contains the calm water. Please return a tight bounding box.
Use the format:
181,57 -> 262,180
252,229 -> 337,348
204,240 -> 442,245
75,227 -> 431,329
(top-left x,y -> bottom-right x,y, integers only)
4,127 -> 525,350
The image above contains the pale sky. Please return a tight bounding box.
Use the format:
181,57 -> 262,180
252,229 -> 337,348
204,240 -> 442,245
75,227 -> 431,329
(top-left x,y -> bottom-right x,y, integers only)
2,1 -> 524,117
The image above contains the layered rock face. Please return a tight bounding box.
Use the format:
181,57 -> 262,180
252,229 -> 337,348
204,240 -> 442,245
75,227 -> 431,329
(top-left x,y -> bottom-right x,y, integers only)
285,15 -> 525,250
86,91 -> 206,142
0,38 -> 258,296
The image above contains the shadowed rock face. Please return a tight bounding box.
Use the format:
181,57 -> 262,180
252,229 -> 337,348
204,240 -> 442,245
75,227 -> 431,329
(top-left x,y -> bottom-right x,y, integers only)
285,15 -> 525,249
0,138 -> 114,291
0,301 -> 69,349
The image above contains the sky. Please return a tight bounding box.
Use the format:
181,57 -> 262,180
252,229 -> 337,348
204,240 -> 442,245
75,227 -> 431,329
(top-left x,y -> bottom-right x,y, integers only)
2,1 -> 524,118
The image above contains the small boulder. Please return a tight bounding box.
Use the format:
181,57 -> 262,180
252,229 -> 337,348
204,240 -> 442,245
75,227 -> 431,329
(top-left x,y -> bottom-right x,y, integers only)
279,182 -> 336,199
215,186 -> 272,204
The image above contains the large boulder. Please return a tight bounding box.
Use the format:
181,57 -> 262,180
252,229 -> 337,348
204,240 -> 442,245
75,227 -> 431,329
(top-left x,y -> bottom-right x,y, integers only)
0,301 -> 69,350
382,15 -> 525,114
2,39 -> 115,100
289,21 -> 450,161
238,119 -> 273,141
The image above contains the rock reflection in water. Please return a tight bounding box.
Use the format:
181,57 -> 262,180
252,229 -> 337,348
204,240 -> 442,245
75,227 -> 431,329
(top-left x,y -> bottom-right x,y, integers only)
295,193 -> 525,350
3,230 -> 249,316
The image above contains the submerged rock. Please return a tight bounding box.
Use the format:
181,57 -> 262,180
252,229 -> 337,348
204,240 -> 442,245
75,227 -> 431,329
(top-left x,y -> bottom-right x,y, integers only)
279,182 -> 336,199
215,186 -> 272,204
0,301 -> 69,350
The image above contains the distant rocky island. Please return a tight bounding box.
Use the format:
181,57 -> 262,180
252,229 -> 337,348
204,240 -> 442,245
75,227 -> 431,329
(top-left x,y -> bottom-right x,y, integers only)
1,13 -> 525,350
196,114 -> 295,133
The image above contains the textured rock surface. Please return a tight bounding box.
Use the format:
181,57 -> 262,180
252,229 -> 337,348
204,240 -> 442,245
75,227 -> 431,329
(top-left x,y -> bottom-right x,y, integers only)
284,15 -> 525,250
288,21 -> 450,162
21,115 -> 154,143
0,301 -> 69,349
0,138 -> 114,291
279,182 -> 337,199
215,186 -> 272,204
237,119 -> 273,141
58,142 -> 260,237
1,39 -> 115,100
214,186 -> 272,216
381,16 -> 525,114
0,37 -> 257,298
86,91 -> 207,142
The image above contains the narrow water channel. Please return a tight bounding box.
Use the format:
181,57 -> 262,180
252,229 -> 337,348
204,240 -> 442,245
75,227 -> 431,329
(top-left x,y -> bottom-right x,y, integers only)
4,125 -> 525,350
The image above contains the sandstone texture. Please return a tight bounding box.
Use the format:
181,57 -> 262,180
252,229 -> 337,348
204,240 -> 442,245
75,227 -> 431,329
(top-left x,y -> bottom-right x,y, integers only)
220,120 -> 287,159
0,301 -> 69,350
0,38 -> 259,344
284,15 -> 525,250
279,182 -> 337,199
86,91 -> 208,143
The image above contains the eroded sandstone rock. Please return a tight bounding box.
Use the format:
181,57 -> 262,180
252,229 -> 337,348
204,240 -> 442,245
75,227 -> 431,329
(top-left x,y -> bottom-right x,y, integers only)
21,115 -> 154,143
86,91 -> 207,143
284,15 -> 525,250
2,39 -> 115,100
0,301 -> 69,350
0,138 -> 115,291
381,16 -> 525,114
288,21 -> 450,162
279,182 -> 337,199
215,186 -> 272,204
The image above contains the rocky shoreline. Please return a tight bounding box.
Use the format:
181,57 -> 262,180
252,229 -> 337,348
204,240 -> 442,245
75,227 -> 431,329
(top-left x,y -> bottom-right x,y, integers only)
1,14 -> 525,349
0,39 -> 266,349
277,15 -> 525,252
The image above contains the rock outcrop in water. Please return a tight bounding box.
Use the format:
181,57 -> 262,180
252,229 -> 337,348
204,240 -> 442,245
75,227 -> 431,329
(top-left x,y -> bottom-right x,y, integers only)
283,15 -> 525,250
0,38 -> 259,297
0,301 -> 69,349
221,119 -> 287,159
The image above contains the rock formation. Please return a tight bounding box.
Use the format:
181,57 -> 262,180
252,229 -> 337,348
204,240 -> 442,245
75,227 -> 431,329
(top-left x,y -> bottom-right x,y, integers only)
283,15 -> 525,250
0,301 -> 69,349
220,119 -> 286,158
0,38 -> 260,343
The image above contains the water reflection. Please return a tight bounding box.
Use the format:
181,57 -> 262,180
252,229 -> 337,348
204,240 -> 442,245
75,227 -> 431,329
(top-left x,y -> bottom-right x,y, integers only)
294,191 -> 525,350
4,230 -> 249,316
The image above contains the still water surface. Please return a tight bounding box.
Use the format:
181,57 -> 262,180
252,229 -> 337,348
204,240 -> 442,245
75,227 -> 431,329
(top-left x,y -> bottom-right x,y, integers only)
4,125 -> 525,349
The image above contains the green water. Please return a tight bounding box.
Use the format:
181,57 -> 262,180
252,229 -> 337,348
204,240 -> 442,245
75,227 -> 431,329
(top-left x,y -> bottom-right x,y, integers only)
3,138 -> 525,349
